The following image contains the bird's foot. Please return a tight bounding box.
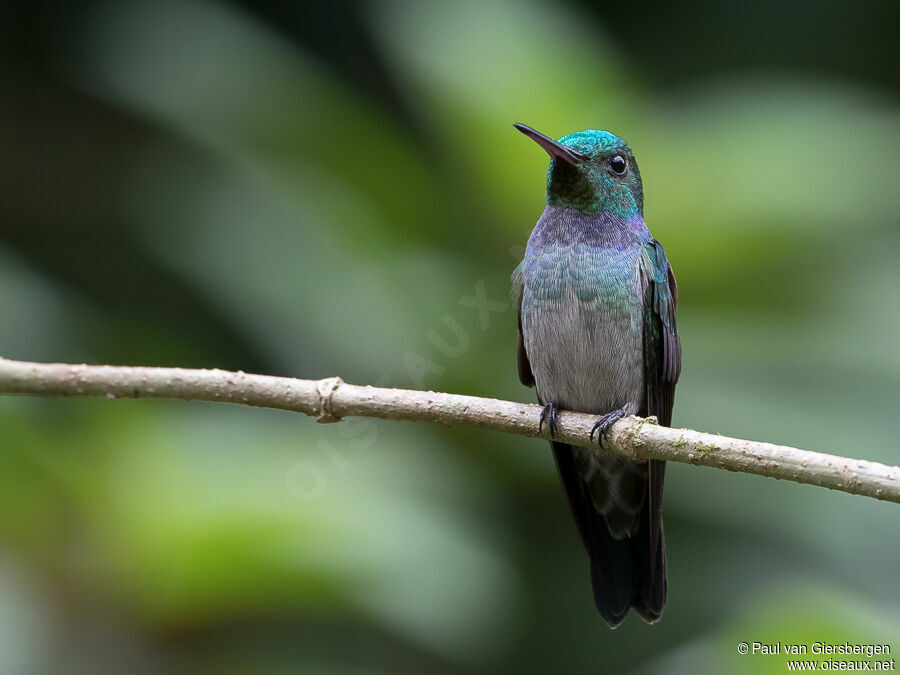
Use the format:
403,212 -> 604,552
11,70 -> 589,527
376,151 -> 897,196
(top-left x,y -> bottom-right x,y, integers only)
589,408 -> 627,447
539,403 -> 559,438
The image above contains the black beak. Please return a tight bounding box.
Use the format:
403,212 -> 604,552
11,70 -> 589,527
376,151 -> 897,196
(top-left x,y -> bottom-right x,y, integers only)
513,123 -> 585,165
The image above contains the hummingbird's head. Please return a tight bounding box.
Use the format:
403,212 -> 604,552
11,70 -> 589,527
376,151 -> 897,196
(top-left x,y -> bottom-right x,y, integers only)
514,123 -> 643,217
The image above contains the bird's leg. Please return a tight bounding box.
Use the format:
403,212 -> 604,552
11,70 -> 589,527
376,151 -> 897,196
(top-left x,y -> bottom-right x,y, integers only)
590,408 -> 627,447
539,402 -> 559,438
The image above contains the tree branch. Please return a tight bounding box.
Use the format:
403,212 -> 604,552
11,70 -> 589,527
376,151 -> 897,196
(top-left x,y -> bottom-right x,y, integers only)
0,356 -> 897,504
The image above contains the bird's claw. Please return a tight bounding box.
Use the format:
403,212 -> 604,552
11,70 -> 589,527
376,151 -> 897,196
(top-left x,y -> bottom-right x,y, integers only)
539,403 -> 559,438
590,408 -> 626,446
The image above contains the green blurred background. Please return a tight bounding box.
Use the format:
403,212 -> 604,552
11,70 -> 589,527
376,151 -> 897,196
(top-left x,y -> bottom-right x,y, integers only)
1,0 -> 898,672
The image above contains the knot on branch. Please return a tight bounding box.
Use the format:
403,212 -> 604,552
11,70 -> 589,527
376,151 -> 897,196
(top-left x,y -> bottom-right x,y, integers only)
315,376 -> 344,423
0,357 -> 898,504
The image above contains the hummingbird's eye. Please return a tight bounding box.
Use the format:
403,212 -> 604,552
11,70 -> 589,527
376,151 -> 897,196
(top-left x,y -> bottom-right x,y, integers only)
609,154 -> 628,175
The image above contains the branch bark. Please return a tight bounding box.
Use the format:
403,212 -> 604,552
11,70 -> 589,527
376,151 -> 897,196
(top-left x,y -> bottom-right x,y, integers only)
0,356 -> 897,504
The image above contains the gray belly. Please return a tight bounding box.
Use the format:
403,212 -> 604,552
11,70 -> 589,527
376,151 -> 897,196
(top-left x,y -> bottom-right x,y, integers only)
522,284 -> 645,415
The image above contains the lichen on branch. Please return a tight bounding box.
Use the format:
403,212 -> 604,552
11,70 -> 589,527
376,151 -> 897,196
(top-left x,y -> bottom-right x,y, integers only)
0,357 -> 897,505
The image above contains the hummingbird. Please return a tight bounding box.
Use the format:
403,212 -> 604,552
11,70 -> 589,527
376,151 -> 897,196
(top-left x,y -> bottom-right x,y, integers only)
512,123 -> 681,626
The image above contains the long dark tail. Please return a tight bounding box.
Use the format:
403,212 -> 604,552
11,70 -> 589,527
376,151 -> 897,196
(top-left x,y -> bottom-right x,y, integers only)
551,442 -> 667,627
